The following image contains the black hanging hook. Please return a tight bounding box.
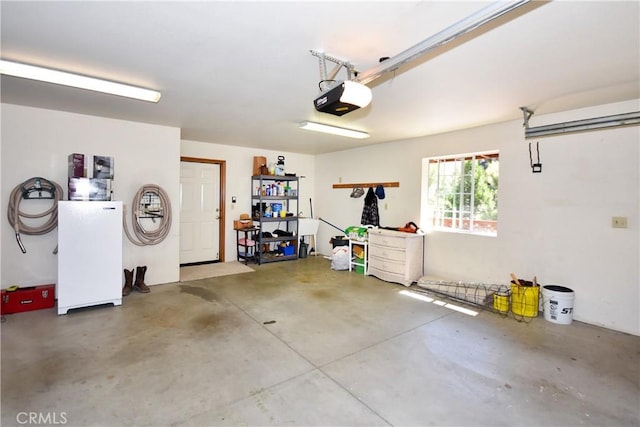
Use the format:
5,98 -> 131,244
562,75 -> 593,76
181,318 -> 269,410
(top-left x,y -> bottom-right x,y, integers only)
529,141 -> 542,173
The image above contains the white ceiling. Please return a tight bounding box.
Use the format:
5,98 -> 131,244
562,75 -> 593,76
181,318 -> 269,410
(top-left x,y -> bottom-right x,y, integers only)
1,1 -> 638,155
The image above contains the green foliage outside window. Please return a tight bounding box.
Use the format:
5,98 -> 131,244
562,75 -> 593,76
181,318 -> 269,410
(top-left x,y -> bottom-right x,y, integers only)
427,153 -> 499,235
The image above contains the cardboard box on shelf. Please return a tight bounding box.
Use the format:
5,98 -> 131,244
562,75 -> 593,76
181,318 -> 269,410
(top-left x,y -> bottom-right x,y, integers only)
68,153 -> 87,178
234,219 -> 254,230
93,155 -> 114,179
234,213 -> 254,230
253,156 -> 267,176
68,178 -> 112,201
68,153 -> 115,180
234,219 -> 254,229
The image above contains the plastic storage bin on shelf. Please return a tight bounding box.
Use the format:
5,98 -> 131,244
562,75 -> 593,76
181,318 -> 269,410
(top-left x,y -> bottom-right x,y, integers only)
345,226 -> 369,241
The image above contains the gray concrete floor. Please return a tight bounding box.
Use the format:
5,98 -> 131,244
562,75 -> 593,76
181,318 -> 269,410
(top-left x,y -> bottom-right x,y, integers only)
2,256 -> 639,426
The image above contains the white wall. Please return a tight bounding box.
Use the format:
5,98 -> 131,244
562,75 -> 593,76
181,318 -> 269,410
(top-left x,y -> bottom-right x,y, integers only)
1,104 -> 181,288
2,101 -> 637,335
315,100 -> 639,335
180,140 -> 316,261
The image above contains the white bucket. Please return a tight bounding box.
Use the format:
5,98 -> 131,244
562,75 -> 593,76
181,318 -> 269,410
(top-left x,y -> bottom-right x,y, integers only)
542,285 -> 574,325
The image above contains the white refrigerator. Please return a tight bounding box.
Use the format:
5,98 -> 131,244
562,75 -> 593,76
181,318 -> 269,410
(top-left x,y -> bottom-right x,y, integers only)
57,201 -> 123,315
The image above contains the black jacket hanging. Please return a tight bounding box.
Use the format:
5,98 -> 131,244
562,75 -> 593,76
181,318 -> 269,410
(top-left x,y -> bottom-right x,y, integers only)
361,187 -> 379,226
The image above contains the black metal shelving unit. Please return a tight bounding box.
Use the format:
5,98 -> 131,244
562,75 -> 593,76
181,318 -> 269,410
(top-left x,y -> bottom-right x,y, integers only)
251,175 -> 299,264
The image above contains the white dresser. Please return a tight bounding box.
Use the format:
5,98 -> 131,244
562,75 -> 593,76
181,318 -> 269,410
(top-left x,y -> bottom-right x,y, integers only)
367,229 -> 424,286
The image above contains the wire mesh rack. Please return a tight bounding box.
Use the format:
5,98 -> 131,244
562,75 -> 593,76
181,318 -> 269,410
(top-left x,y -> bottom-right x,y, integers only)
415,278 -> 540,322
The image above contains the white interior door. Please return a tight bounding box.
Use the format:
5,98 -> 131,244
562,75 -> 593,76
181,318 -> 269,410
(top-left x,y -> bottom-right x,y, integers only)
180,161 -> 220,264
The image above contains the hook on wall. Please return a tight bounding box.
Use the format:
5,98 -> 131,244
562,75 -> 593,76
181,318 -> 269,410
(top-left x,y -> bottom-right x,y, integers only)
529,141 -> 542,173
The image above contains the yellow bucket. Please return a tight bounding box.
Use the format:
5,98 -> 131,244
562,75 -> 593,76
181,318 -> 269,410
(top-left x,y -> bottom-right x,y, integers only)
510,284 -> 539,317
493,293 -> 510,313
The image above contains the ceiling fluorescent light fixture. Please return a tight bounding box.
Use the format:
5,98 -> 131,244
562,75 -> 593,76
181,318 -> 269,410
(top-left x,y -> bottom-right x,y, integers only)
0,59 -> 161,103
299,121 -> 369,139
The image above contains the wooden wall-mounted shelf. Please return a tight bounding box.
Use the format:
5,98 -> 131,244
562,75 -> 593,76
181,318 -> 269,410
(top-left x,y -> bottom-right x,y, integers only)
332,181 -> 399,189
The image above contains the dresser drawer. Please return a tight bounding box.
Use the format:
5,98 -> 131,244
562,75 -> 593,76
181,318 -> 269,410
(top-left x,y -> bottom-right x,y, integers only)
369,255 -> 406,275
369,233 -> 405,250
368,244 -> 405,262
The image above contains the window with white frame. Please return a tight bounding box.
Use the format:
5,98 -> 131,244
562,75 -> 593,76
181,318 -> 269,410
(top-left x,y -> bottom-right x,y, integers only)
425,152 -> 499,236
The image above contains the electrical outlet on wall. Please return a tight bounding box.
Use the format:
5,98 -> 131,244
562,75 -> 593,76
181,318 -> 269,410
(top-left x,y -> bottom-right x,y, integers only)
612,216 -> 628,228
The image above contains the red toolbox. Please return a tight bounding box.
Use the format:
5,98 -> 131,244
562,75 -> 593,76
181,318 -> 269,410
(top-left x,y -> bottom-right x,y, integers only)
1,284 -> 55,315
